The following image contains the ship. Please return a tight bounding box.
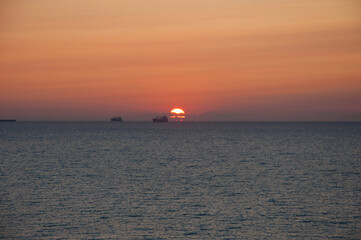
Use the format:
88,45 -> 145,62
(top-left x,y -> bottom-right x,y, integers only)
110,116 -> 123,122
152,115 -> 168,122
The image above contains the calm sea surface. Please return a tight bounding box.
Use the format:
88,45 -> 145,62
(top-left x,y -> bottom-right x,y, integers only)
1,121 -> 360,239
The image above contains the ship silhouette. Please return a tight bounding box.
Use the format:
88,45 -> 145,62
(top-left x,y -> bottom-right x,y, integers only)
110,116 -> 123,122
152,115 -> 168,122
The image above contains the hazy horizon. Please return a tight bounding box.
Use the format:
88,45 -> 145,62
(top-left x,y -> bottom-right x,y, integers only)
1,0 -> 360,121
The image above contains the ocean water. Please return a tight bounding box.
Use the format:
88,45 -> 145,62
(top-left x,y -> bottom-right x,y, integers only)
0,121 -> 360,239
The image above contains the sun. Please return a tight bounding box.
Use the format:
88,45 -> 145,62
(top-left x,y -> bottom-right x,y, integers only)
170,108 -> 186,121
170,108 -> 185,114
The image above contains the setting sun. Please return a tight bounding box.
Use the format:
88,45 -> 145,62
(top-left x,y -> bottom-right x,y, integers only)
170,108 -> 185,114
170,108 -> 186,121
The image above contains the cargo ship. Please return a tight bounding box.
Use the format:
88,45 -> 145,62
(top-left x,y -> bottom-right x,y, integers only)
152,116 -> 168,122
110,116 -> 123,122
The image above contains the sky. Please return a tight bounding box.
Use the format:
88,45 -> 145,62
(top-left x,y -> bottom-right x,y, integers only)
0,0 -> 360,121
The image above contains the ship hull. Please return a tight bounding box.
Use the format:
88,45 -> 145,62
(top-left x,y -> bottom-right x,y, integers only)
152,116 -> 168,122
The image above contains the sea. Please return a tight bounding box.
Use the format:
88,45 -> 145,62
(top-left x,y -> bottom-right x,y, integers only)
0,121 -> 360,239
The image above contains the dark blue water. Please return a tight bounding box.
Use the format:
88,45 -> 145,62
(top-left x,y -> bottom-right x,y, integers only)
1,122 -> 360,239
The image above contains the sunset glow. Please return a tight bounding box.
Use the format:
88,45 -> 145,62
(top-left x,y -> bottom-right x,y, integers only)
170,108 -> 185,114
170,108 -> 186,121
0,1 -> 360,121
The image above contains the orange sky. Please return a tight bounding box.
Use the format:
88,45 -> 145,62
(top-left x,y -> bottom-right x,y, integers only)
1,0 -> 360,120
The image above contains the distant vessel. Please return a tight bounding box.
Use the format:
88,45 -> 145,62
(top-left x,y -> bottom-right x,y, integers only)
110,116 -> 123,122
0,119 -> 16,122
153,116 -> 168,122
